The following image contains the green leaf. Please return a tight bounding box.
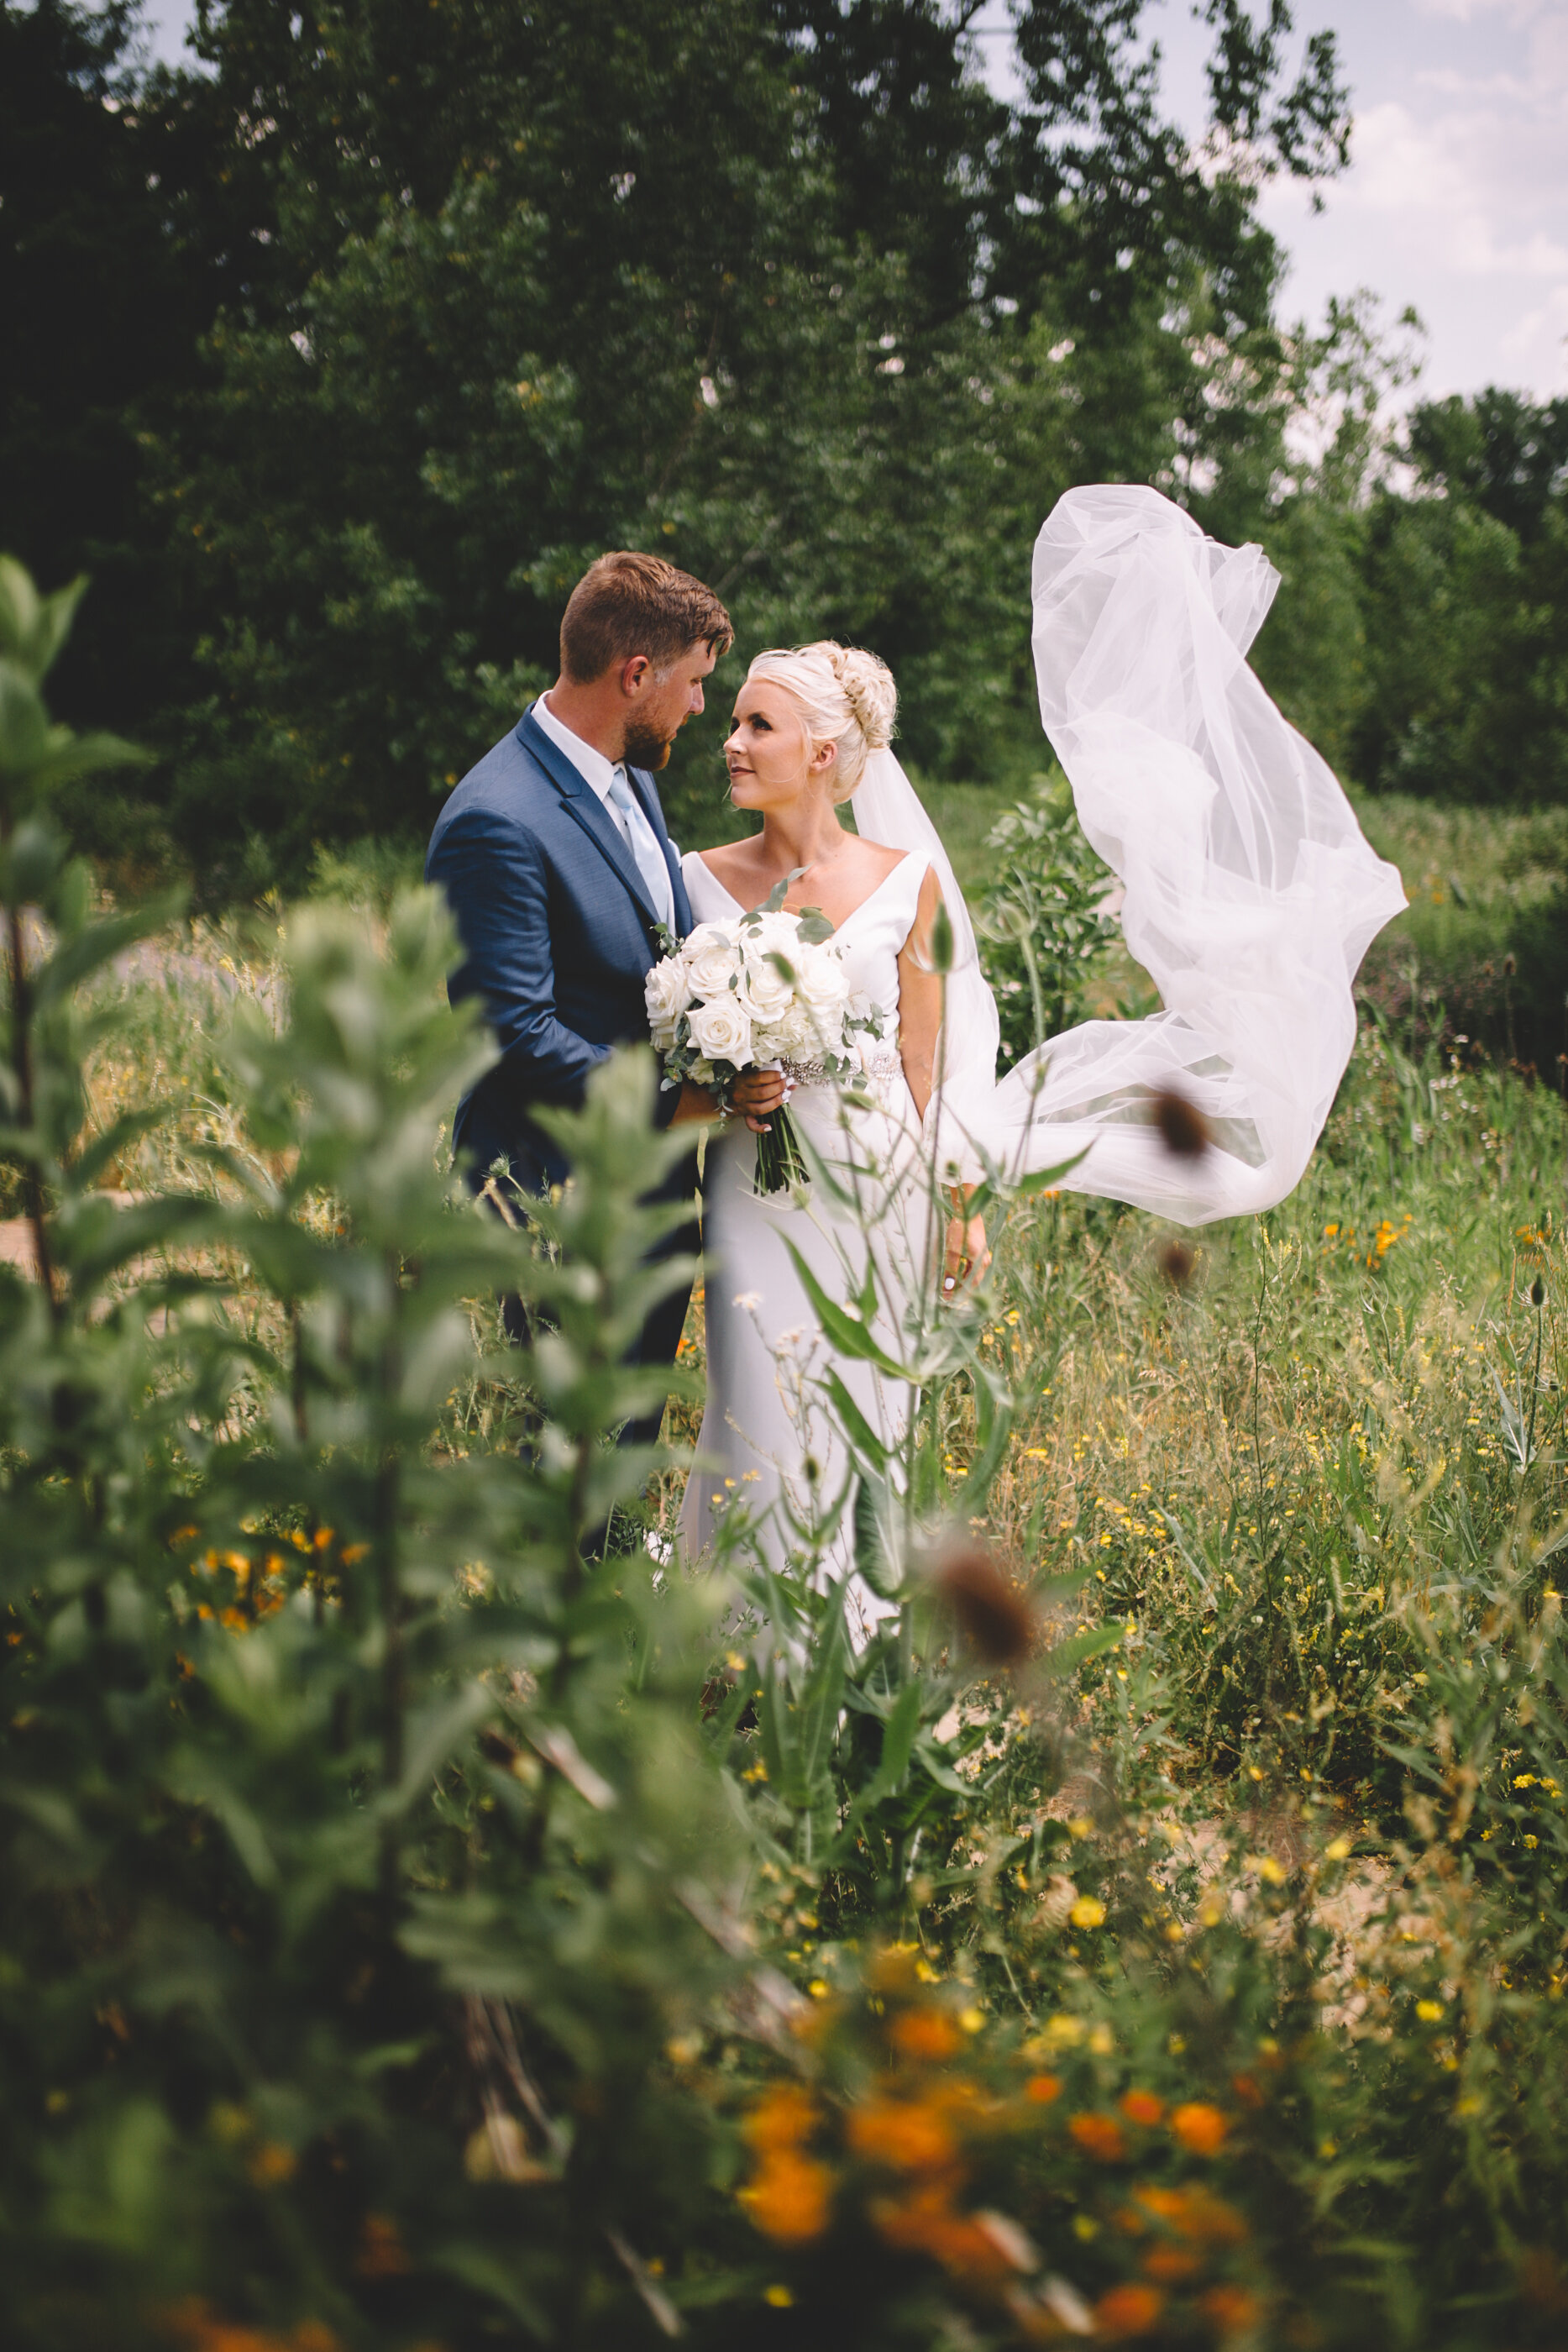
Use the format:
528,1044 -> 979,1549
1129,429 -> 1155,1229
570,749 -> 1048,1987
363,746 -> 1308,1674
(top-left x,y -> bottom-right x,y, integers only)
854,1678 -> 923,1810
1039,1623 -> 1124,1678
824,1368 -> 891,1471
965,1147 -> 1091,1225
783,1240 -> 913,1381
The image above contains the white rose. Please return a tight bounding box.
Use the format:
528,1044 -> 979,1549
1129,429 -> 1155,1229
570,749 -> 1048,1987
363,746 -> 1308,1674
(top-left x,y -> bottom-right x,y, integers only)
737,942 -> 795,1022
761,1001 -> 815,1059
644,956 -> 693,1050
686,995 -> 755,1067
795,943 -> 849,1019
681,922 -> 742,1002
746,910 -> 799,954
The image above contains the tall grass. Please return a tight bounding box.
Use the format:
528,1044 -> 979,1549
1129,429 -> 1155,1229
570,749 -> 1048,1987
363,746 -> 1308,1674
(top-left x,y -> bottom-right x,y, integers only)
32,794 -> 1568,2347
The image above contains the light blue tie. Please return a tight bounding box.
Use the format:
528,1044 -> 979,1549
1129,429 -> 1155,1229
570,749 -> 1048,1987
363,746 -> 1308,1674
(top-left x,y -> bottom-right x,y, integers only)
607,768 -> 674,929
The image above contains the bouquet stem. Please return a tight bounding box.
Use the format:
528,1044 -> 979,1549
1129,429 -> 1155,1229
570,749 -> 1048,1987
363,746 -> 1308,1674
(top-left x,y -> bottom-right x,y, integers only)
754,1103 -> 810,1194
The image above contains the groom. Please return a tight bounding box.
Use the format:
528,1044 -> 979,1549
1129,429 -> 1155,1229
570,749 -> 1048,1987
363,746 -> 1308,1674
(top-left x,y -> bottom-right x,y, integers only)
426,550 -> 732,1445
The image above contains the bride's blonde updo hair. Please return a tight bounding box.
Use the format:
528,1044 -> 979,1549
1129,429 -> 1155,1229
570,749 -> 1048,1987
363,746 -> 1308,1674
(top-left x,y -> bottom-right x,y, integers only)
746,639 -> 896,803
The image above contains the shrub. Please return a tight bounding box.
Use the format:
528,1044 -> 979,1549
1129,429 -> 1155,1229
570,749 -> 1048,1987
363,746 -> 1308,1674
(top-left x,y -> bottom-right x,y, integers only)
0,556 -> 748,2347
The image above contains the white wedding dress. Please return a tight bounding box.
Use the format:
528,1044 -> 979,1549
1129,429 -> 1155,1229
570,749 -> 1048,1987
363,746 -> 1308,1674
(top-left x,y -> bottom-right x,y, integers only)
676,847 -> 930,1635
673,486 -> 1406,1619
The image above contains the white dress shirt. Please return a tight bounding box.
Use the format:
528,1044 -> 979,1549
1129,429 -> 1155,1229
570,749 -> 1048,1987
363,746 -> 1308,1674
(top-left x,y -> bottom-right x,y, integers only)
532,695 -> 674,928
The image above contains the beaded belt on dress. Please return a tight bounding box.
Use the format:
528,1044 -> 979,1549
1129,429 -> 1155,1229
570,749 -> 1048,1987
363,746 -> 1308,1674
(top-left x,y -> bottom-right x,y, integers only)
781,1042 -> 902,1089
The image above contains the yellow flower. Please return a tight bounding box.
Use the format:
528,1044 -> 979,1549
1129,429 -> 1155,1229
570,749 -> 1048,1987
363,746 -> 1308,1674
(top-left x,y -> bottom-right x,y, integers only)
1030,2013 -> 1083,2054
1415,2000 -> 1444,2022
1069,1896 -> 1106,1929
763,2285 -> 794,2307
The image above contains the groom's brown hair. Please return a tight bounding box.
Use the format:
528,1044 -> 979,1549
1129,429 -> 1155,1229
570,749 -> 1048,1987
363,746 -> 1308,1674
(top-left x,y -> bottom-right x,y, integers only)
560,551 -> 733,683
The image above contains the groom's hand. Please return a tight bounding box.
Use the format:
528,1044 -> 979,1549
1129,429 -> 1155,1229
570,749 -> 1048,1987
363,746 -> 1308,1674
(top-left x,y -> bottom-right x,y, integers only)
732,1068 -> 789,1134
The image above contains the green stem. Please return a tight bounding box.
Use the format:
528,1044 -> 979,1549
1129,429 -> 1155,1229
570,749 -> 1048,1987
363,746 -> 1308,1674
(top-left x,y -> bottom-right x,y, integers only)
753,1105 -> 809,1193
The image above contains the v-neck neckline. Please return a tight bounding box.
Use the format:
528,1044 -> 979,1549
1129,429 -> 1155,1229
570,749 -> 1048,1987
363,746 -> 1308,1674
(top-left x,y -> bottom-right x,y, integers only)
690,848 -> 915,929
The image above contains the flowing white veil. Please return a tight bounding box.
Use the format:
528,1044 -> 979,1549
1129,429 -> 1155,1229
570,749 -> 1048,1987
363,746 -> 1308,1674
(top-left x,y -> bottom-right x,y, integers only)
852,485 -> 1407,1226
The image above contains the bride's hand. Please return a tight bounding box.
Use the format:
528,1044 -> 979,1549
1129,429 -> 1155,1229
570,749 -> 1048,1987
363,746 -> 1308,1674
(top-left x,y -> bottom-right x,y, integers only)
732,1068 -> 789,1134
941,1210 -> 990,1299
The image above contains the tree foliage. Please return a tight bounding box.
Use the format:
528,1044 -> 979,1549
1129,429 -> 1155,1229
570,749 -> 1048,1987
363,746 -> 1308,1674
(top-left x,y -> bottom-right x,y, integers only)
7,0 -> 1566,895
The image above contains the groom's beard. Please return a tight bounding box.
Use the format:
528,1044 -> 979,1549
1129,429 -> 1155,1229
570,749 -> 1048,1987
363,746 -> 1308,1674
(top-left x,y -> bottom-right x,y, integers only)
621,722 -> 674,772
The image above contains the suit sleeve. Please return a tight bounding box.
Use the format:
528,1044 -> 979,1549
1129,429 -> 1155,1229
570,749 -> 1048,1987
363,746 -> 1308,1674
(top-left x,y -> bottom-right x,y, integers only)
428,804 -> 611,1110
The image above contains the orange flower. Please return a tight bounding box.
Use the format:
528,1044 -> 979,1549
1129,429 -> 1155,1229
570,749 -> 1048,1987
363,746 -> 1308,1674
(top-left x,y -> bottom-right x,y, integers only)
1143,2244 -> 1201,2282
1170,2103 -> 1230,2155
742,2085 -> 818,2153
847,2096 -> 957,2173
1120,2090 -> 1164,2127
1093,2282 -> 1166,2337
889,2007 -> 962,2061
1131,2183 -> 1245,2244
354,2214 -> 411,2278
1135,2184 -> 1188,2227
162,2305 -> 341,2352
873,2180 -> 949,2253
1200,2284 -> 1263,2335
1068,2112 -> 1126,2162
871,2185 -> 1011,2282
246,2141 -> 297,2187
1025,2071 -> 1062,2104
741,2150 -> 834,2244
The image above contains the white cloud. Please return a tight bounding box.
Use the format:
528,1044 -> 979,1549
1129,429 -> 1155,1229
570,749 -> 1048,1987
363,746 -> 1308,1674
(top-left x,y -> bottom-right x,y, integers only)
1410,0 -> 1545,24
1335,97 -> 1568,279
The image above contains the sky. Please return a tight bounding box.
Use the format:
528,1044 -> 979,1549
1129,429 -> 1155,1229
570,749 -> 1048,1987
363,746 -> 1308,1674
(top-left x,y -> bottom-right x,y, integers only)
138,0 -> 1568,406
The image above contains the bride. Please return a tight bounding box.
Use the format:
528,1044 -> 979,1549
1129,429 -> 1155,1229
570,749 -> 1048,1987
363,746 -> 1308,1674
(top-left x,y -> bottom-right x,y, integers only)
676,641 -> 974,1625
676,486 -> 1406,1612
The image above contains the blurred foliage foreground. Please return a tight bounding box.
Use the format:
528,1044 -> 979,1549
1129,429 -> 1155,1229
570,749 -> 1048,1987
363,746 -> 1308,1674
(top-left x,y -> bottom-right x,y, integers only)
7,569 -> 1568,2352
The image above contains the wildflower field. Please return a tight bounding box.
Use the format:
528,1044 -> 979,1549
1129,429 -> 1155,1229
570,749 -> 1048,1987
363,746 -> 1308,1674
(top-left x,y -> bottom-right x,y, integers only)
5,566 -> 1568,2349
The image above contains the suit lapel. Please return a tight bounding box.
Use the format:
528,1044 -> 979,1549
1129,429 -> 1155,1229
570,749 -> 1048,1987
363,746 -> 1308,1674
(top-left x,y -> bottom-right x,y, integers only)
515,709 -> 660,924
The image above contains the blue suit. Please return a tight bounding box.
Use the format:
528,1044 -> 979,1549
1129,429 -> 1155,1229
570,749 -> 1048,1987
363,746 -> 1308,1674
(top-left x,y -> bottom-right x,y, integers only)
426,706 -> 694,1193
426,707 -> 698,1452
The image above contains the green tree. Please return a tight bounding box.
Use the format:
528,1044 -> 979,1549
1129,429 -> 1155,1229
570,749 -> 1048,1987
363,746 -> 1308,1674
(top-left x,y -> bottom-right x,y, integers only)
149,0 -> 1356,887
0,3 -> 231,769
1345,388 -> 1568,805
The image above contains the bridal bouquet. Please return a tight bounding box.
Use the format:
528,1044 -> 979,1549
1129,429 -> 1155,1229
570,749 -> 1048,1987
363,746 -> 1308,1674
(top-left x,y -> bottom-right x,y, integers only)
647,896 -> 884,1193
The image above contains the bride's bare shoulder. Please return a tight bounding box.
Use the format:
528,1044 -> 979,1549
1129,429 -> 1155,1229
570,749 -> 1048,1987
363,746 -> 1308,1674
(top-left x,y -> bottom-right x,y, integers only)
852,837 -> 908,883
687,840 -> 753,891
